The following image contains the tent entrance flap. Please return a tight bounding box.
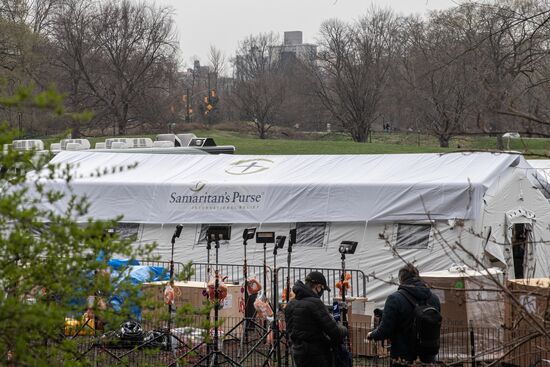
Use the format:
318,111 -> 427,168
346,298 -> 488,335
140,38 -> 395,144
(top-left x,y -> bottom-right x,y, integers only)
505,208 -> 536,279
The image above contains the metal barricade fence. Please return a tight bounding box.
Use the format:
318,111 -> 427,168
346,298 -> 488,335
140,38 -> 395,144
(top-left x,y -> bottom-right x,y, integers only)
138,260 -> 367,305
139,259 -> 273,294
277,266 -> 368,304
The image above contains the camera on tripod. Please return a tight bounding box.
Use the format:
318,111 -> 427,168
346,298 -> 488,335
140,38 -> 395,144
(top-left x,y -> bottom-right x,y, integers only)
339,241 -> 358,255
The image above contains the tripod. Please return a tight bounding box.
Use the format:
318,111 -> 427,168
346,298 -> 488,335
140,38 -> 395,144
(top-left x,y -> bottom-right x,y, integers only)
340,251 -> 349,333
221,229 -> 267,360
194,236 -> 240,367
167,225 -> 183,351
338,241 -> 357,361
283,231 -> 295,367
262,236 -> 286,367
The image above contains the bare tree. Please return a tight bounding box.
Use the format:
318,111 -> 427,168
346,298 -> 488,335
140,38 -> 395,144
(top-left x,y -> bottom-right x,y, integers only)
208,45 -> 226,83
231,32 -> 285,139
0,0 -> 61,34
52,0 -> 179,135
400,14 -> 478,147
454,1 -> 549,144
309,9 -> 399,142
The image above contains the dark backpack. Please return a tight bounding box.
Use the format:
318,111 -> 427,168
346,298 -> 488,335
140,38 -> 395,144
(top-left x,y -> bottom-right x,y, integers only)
398,289 -> 442,355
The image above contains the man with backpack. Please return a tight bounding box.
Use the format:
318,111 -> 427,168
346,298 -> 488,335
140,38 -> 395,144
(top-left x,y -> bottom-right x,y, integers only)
367,264 -> 441,366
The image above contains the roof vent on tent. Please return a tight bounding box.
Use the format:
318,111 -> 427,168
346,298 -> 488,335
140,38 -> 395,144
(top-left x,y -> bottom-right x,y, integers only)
156,133 -> 182,147
176,133 -> 197,147
189,137 -> 217,147
132,138 -> 153,148
50,143 -> 61,151
105,138 -> 134,149
12,139 -> 44,151
95,142 -> 106,149
66,142 -> 84,151
153,141 -> 174,148
60,139 -> 90,150
111,142 -> 128,149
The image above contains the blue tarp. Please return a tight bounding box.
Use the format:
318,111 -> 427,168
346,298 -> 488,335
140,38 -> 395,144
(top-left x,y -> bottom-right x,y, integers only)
107,258 -> 141,270
108,262 -> 170,320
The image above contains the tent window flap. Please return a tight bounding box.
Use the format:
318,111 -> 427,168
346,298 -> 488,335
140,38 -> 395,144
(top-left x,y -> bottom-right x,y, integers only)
295,222 -> 327,247
395,223 -> 431,249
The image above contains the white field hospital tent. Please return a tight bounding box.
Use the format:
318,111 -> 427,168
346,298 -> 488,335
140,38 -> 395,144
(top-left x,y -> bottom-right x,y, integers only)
30,151 -> 550,303
527,159 -> 550,192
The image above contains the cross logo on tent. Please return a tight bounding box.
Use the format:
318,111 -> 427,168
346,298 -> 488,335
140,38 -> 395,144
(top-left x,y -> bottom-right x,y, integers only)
225,158 -> 274,175
190,181 -> 207,192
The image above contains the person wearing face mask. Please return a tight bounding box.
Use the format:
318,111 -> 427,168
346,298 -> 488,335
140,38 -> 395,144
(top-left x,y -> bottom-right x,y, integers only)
284,271 -> 347,367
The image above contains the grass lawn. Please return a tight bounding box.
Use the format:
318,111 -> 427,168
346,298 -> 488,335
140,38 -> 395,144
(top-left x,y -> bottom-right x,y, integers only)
40,129 -> 550,157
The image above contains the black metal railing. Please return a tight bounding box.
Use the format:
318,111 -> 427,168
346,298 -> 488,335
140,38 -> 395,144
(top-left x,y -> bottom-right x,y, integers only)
68,314 -> 550,367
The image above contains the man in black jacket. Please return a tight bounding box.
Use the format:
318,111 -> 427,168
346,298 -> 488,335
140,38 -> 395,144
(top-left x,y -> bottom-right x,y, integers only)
285,271 -> 347,367
368,264 -> 441,366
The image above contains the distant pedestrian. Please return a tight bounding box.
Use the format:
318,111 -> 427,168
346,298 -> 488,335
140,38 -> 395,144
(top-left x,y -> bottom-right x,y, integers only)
368,264 -> 441,366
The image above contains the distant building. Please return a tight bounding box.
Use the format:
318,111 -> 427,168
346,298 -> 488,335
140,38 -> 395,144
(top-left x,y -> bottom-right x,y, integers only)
271,31 -> 317,63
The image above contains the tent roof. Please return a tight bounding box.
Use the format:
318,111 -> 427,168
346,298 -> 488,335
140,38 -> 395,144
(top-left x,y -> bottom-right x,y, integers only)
33,151 -> 524,224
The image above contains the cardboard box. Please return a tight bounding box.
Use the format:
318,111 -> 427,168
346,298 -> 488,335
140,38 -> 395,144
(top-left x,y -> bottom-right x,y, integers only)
349,326 -> 388,357
504,278 -> 550,366
334,296 -> 385,357
506,278 -> 550,328
334,296 -> 375,328
420,268 -> 504,328
421,268 -> 505,362
141,281 -> 243,322
419,274 -> 468,327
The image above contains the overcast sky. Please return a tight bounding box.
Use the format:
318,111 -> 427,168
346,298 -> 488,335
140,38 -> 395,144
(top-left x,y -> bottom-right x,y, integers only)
156,0 -> 459,69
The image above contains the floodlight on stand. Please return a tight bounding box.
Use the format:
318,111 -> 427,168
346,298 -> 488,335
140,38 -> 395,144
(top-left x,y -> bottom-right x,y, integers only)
275,235 -> 286,249
242,228 -> 256,241
270,234 -> 286,366
173,224 -> 183,239
256,231 -> 275,329
337,240 -> 359,356
256,231 -> 275,244
167,224 -> 185,351
237,226 -> 265,355
289,228 -> 296,245
197,223 -> 240,366
339,241 -> 358,255
284,229 -> 296,366
206,225 -> 232,242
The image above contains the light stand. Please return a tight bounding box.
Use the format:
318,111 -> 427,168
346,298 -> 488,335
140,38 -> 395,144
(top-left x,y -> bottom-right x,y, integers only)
242,228 -> 255,338
167,225 -> 183,349
256,232 -> 275,322
230,228 -> 267,358
193,226 -> 240,367
270,235 -> 286,367
338,241 -> 358,354
222,230 -> 276,366
284,229 -> 296,367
